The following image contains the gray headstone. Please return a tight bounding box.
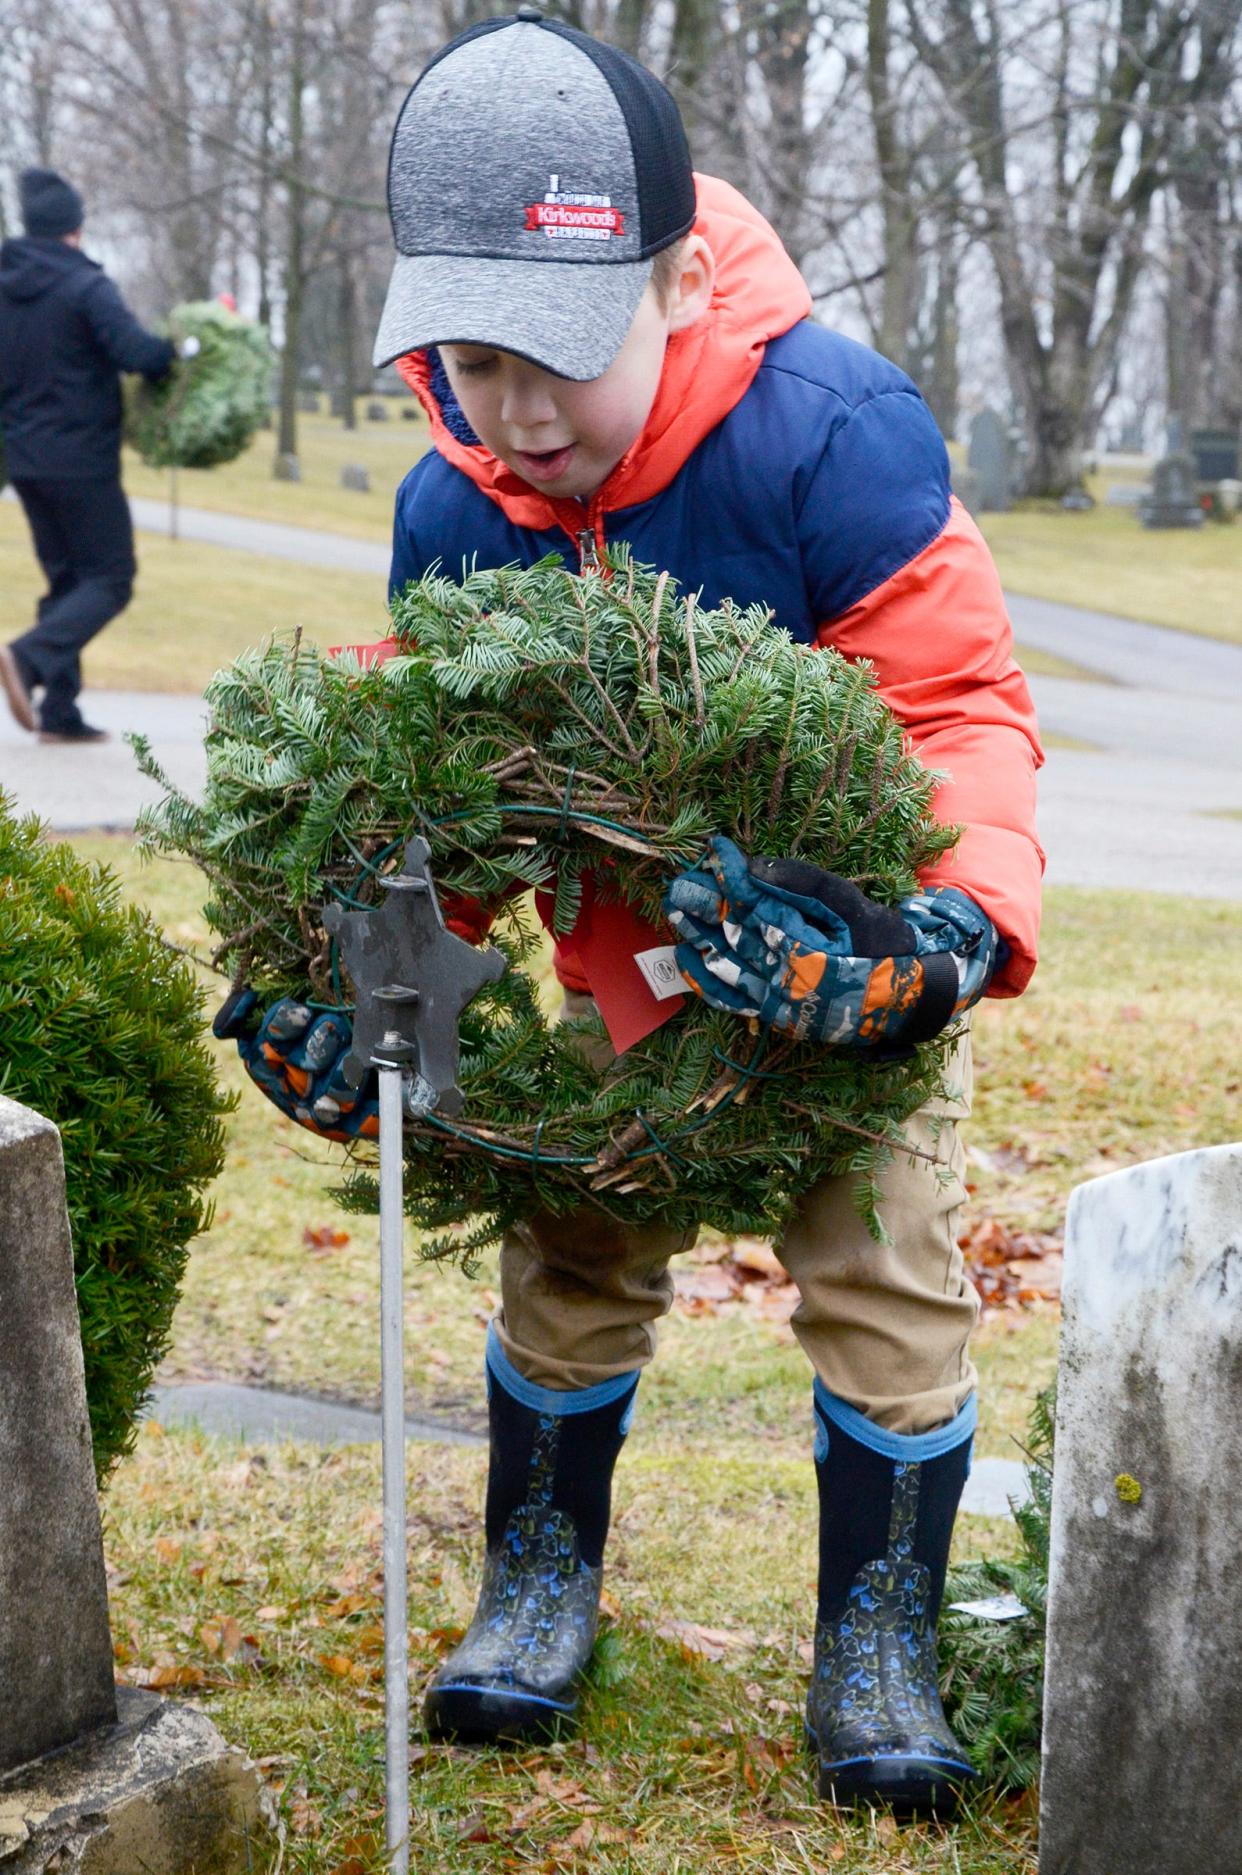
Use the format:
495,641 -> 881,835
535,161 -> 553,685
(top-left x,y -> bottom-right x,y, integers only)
297,392 -> 319,414
0,1098 -> 116,1773
365,399 -> 389,421
401,407 -> 419,421
272,453 -> 301,483
1189,426 -> 1240,484
1139,452 -> 1204,528
949,462 -> 982,515
1105,482 -> 1144,507
967,409 -> 1012,511
339,462 -> 370,493
1039,1143 -> 1242,1875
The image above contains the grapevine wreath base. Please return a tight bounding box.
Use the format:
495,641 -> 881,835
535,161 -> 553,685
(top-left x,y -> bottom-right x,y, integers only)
138,554 -> 964,1262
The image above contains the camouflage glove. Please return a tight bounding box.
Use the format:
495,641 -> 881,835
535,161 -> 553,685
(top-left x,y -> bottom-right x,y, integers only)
212,988 -> 378,1140
663,836 -> 1001,1050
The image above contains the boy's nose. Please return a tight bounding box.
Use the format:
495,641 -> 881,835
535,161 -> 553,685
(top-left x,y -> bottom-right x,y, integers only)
499,368 -> 560,433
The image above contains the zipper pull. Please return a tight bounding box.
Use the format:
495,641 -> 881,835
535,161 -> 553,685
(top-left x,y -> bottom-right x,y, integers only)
577,527 -> 599,572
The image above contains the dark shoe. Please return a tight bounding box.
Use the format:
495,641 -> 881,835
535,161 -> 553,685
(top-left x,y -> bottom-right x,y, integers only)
805,1383 -> 979,1819
424,1329 -> 637,1743
0,644 -> 36,733
38,720 -> 110,744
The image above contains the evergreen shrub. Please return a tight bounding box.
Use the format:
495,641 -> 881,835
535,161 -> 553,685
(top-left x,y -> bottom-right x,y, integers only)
125,300 -> 272,469
0,800 -> 231,1480
940,1386 -> 1053,1790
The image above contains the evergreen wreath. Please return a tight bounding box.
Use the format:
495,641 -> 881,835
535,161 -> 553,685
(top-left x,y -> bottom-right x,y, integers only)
137,554 -> 962,1263
125,300 -> 272,470
0,798 -> 230,1480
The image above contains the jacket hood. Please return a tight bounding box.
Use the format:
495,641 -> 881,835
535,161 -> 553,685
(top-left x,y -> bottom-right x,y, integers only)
0,235 -> 95,305
394,174 -> 813,537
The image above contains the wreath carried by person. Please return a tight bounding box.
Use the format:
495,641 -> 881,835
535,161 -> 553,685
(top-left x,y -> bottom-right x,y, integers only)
137,554 -> 964,1263
125,299 -> 272,470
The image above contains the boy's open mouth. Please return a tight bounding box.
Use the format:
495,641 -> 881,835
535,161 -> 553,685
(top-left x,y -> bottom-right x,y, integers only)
513,444 -> 575,484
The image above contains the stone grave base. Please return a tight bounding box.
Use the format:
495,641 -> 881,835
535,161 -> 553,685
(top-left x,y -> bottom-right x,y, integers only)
0,1689 -> 274,1874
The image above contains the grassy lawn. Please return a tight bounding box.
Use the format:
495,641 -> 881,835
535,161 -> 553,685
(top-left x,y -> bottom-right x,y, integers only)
0,501 -> 387,694
121,394 -> 426,542
64,838 -> 1237,1871
981,488 -> 1242,646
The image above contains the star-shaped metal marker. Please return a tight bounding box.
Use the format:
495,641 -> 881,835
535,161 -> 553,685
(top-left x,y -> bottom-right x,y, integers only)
322,836 -> 506,1117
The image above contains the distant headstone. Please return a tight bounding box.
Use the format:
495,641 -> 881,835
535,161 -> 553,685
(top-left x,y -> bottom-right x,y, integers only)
340,462 -> 370,493
1165,413 -> 1186,455
298,392 -> 319,414
1040,1143 -> 1242,1875
401,407 -> 419,421
1060,486 -> 1095,512
949,462 -> 982,515
0,1098 -> 116,1772
273,453 -> 301,483
1139,453 -> 1203,528
1189,427 -> 1239,484
967,409 -> 1013,511
1105,483 -> 1144,508
1217,477 -> 1242,515
366,400 -> 389,421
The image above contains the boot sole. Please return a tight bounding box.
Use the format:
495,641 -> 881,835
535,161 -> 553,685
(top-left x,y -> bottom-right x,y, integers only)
0,647 -> 35,733
808,1728 -> 976,1819
425,1680 -> 578,1744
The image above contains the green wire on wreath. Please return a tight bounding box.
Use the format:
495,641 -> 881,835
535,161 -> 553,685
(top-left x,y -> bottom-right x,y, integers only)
135,550 -> 963,1267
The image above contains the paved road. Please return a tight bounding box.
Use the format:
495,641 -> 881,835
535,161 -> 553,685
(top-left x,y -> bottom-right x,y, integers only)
1,498 -> 1238,896
145,1378 -> 1029,1513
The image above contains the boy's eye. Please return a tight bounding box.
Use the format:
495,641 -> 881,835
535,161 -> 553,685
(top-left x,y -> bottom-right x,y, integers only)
452,355 -> 497,378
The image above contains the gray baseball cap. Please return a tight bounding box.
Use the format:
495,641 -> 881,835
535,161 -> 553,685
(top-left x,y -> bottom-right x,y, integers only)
373,9 -> 696,381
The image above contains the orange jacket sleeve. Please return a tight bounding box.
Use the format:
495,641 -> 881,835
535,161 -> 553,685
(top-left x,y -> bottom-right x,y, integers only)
818,498 -> 1044,997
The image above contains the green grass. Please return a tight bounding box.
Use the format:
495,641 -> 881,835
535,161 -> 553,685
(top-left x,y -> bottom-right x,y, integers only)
981,488 -> 1242,646
122,393 -> 427,542
71,839 -> 1239,1872
0,501 -> 386,693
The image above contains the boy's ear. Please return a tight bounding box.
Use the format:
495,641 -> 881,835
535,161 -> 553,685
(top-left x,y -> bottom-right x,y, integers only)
666,234 -> 716,335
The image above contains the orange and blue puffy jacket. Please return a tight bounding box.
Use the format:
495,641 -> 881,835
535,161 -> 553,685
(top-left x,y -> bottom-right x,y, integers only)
385,174 -> 1044,998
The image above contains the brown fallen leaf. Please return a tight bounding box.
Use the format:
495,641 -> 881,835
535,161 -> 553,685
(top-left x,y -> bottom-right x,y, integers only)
456,1812 -> 491,1843
655,1619 -> 757,1661
145,1662 -> 207,1690
303,1223 -> 351,1252
319,1653 -> 356,1678
153,1535 -> 182,1565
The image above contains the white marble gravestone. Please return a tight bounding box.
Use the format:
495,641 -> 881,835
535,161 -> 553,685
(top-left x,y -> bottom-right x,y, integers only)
1039,1143 -> 1242,1875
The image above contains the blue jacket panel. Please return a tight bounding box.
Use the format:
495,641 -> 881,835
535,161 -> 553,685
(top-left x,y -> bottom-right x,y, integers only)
389,321 -> 952,641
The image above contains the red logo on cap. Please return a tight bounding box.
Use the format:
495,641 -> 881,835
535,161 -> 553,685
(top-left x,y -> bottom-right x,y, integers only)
524,200 -> 625,235
524,177 -> 624,241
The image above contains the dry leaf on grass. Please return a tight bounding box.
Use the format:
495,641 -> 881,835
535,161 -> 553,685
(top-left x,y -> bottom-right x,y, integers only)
303,1223 -> 351,1252
958,1212 -> 1063,1311
655,1618 -> 758,1661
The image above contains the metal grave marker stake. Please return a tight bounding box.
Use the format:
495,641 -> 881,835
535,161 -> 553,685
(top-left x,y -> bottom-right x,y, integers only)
324,837 -> 505,1872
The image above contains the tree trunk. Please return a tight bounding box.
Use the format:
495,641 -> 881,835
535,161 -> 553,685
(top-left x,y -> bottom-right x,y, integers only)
276,0 -> 305,464
335,252 -> 357,428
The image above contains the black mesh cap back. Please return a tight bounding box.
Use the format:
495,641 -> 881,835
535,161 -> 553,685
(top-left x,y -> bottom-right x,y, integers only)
542,19 -> 697,256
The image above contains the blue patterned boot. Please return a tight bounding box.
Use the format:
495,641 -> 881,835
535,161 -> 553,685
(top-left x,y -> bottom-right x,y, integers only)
806,1382 -> 979,1817
424,1328 -> 637,1742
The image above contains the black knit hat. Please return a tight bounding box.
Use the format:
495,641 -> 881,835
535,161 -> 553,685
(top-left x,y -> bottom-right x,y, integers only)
19,168 -> 85,238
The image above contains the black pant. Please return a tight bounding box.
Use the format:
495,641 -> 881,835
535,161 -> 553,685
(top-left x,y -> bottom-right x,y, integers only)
10,476 -> 136,731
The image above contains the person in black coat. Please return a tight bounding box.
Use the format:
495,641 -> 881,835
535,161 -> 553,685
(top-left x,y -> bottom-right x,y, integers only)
0,168 -> 175,742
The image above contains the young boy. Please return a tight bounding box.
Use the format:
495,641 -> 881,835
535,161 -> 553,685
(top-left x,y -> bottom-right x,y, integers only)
229,9 -> 1042,1815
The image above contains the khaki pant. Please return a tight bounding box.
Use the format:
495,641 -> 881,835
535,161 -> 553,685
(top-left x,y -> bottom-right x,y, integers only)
495,996 -> 979,1435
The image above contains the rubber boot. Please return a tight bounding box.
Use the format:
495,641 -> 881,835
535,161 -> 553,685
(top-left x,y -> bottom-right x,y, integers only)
424,1327 -> 637,1742
805,1381 -> 979,1818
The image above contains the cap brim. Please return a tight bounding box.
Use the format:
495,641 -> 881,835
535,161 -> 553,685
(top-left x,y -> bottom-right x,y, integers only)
372,251 -> 653,381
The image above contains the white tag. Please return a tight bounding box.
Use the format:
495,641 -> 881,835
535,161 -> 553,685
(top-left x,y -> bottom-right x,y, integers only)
634,945 -> 685,1001
948,1593 -> 1029,1622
